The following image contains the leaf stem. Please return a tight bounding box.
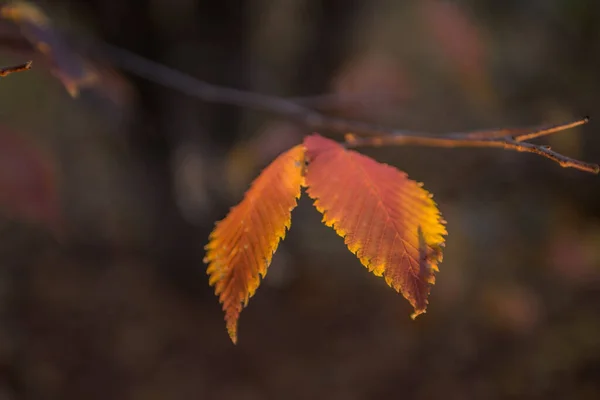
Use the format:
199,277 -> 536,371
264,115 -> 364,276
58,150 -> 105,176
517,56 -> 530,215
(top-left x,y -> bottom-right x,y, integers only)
0,60 -> 32,77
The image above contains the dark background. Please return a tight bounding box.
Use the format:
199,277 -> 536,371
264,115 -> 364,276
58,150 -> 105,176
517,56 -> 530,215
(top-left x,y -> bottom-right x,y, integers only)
0,0 -> 599,399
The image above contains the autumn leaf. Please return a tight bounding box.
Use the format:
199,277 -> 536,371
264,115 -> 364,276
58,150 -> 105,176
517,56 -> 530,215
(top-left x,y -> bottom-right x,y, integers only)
205,145 -> 305,343
304,134 -> 446,317
0,128 -> 61,233
418,0 -> 492,106
0,1 -> 98,97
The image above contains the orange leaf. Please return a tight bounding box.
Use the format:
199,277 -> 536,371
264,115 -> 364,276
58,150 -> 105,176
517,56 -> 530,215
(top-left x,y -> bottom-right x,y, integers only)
205,145 -> 305,343
304,134 -> 446,317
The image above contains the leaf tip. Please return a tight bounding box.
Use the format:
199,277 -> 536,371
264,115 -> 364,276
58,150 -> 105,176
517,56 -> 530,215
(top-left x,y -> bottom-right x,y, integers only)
410,308 -> 426,320
227,322 -> 238,345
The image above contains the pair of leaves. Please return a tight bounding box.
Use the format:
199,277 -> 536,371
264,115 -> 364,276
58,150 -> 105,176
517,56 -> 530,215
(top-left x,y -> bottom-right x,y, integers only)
205,134 -> 446,343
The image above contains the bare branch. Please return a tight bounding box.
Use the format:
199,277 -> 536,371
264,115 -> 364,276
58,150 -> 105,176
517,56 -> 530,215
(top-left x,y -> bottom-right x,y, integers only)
100,43 -> 597,174
453,117 -> 589,141
344,117 -> 598,174
503,139 -> 599,173
0,60 -> 31,77
512,118 -> 589,142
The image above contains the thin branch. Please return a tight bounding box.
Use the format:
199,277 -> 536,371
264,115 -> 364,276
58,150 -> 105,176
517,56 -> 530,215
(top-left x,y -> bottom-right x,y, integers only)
99,43 -> 597,174
0,60 -> 31,76
513,117 -> 589,142
345,117 -> 598,174
454,117 -> 589,141
100,45 -> 314,119
504,139 -> 598,173
98,44 -> 454,138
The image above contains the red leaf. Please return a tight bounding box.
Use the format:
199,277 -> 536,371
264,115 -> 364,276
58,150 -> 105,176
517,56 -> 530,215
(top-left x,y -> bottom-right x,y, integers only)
304,134 -> 446,316
0,128 -> 61,232
420,0 -> 485,79
204,145 -> 305,343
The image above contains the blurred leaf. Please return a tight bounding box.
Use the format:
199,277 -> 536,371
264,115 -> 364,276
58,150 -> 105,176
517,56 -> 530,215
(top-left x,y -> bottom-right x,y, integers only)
482,283 -> 541,334
0,127 -> 61,233
0,1 -> 98,97
547,226 -> 600,286
332,53 -> 412,118
419,0 -> 493,106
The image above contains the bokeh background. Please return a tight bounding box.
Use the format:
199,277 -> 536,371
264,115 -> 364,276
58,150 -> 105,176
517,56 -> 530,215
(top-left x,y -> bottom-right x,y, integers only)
0,0 -> 599,399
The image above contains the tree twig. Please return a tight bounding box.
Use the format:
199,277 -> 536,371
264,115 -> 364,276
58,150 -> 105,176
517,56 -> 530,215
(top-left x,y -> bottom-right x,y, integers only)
344,119 -> 598,174
100,44 -> 597,174
0,60 -> 31,76
455,117 -> 589,141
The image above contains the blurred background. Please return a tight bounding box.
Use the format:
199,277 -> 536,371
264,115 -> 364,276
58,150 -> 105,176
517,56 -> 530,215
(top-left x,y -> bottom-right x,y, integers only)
0,0 -> 598,398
